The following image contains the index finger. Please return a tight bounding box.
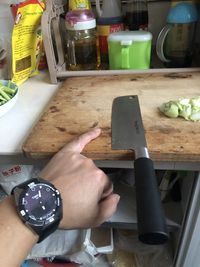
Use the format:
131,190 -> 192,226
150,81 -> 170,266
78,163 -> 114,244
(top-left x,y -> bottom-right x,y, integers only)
60,128 -> 101,153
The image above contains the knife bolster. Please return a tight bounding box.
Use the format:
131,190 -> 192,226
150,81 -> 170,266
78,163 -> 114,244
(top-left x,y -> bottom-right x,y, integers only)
135,147 -> 149,159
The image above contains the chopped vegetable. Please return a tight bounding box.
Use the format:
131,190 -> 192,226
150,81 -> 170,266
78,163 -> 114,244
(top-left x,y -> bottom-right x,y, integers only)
159,101 -> 179,118
0,81 -> 17,106
159,96 -> 200,121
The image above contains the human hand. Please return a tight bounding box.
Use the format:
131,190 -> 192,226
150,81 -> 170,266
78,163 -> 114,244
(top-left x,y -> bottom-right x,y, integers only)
40,128 -> 120,229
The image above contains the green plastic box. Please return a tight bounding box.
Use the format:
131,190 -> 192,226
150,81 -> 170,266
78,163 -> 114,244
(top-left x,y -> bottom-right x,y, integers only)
108,31 -> 152,70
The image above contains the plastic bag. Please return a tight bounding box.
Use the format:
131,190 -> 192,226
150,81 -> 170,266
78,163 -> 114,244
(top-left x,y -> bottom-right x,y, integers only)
0,164 -> 35,194
28,229 -> 86,259
115,229 -> 173,267
107,248 -> 140,267
68,228 -> 113,266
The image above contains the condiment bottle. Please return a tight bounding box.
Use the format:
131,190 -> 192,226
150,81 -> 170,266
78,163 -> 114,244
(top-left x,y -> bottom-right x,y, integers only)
68,0 -> 91,11
125,0 -> 149,31
65,9 -> 99,70
95,0 -> 124,68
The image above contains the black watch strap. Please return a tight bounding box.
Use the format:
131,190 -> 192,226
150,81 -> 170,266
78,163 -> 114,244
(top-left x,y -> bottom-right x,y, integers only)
32,217 -> 61,243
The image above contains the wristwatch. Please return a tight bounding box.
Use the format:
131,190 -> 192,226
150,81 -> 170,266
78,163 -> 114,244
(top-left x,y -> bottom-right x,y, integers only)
11,178 -> 63,243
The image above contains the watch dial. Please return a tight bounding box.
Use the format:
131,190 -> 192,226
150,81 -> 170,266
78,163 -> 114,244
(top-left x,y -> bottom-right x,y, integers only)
23,184 -> 57,220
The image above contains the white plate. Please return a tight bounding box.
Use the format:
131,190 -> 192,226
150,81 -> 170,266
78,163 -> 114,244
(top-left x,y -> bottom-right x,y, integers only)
0,80 -> 18,118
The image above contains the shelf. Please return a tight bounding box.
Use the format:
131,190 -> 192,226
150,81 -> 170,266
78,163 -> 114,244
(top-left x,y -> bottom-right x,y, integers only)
41,0 -> 200,83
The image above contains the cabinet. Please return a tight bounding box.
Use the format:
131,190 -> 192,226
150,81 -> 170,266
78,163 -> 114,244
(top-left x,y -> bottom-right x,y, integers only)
103,168 -> 197,267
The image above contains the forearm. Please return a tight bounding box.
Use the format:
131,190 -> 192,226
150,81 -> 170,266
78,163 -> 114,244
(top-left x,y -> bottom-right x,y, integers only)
0,196 -> 39,267
0,128 -> 119,266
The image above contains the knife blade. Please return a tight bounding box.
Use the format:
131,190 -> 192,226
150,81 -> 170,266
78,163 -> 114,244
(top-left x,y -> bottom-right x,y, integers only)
111,95 -> 169,245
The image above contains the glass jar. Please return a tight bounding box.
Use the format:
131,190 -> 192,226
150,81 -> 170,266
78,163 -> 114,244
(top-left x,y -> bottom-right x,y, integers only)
65,10 -> 99,70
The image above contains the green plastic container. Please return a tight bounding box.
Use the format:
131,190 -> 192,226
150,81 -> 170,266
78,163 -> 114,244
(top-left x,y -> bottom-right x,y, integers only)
108,31 -> 152,70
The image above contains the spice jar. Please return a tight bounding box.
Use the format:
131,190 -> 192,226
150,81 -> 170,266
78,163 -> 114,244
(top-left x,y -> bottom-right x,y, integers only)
65,9 -> 99,70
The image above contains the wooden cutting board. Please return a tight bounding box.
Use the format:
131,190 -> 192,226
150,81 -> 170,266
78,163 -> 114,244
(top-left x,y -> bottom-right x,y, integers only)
23,71 -> 200,162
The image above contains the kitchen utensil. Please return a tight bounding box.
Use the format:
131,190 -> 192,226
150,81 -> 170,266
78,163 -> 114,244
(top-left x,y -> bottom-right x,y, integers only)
108,31 -> 152,70
111,95 -> 169,244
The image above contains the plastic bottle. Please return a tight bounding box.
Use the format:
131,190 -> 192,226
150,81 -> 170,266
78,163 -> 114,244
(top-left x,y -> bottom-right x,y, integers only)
68,0 -> 91,11
125,0 -> 149,31
156,2 -> 198,68
95,0 -> 124,68
65,9 -> 99,70
95,0 -> 122,18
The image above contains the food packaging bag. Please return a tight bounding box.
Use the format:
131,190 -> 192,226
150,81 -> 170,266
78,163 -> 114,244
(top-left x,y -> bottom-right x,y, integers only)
11,0 -> 45,85
0,164 -> 35,194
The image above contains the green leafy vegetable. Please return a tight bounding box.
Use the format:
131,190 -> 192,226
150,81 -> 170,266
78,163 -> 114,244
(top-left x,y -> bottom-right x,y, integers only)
159,97 -> 200,121
0,81 -> 17,106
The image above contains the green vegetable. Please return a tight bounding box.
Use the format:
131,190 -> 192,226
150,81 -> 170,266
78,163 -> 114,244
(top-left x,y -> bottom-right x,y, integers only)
0,88 -> 11,101
159,96 -> 200,121
0,81 -> 17,106
2,86 -> 16,95
179,104 -> 192,120
190,112 -> 200,121
159,101 -> 179,118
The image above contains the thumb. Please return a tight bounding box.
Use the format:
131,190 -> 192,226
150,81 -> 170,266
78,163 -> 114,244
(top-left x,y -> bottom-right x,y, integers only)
96,194 -> 120,226
61,128 -> 101,153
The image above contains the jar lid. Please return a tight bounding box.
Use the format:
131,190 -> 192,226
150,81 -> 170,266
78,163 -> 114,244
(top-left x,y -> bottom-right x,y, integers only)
108,31 -> 152,42
65,10 -> 96,30
167,2 -> 198,23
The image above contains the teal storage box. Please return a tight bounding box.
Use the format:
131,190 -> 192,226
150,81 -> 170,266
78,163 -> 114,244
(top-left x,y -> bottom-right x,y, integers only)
108,31 -> 152,70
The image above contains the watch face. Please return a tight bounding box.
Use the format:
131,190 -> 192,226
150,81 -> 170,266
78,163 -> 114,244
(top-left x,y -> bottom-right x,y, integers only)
19,182 -> 61,224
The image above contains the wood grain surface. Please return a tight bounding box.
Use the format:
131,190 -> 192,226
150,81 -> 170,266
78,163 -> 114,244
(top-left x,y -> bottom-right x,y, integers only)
23,72 -> 200,162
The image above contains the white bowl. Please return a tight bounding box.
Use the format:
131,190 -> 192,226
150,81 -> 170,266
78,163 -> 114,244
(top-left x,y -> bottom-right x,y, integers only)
0,80 -> 19,118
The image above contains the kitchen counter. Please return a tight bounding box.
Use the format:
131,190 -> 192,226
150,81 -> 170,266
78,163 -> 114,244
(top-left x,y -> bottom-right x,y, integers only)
0,70 -> 60,164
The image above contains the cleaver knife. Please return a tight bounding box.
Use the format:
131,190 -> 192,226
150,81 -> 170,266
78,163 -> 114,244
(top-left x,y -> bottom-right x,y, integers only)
111,95 -> 169,245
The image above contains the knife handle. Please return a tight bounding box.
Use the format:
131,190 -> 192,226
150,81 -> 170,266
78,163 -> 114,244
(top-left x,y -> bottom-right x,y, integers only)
134,157 -> 169,245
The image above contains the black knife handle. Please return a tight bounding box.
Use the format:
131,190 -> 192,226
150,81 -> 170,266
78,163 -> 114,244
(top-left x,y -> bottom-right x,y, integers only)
134,157 -> 169,245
